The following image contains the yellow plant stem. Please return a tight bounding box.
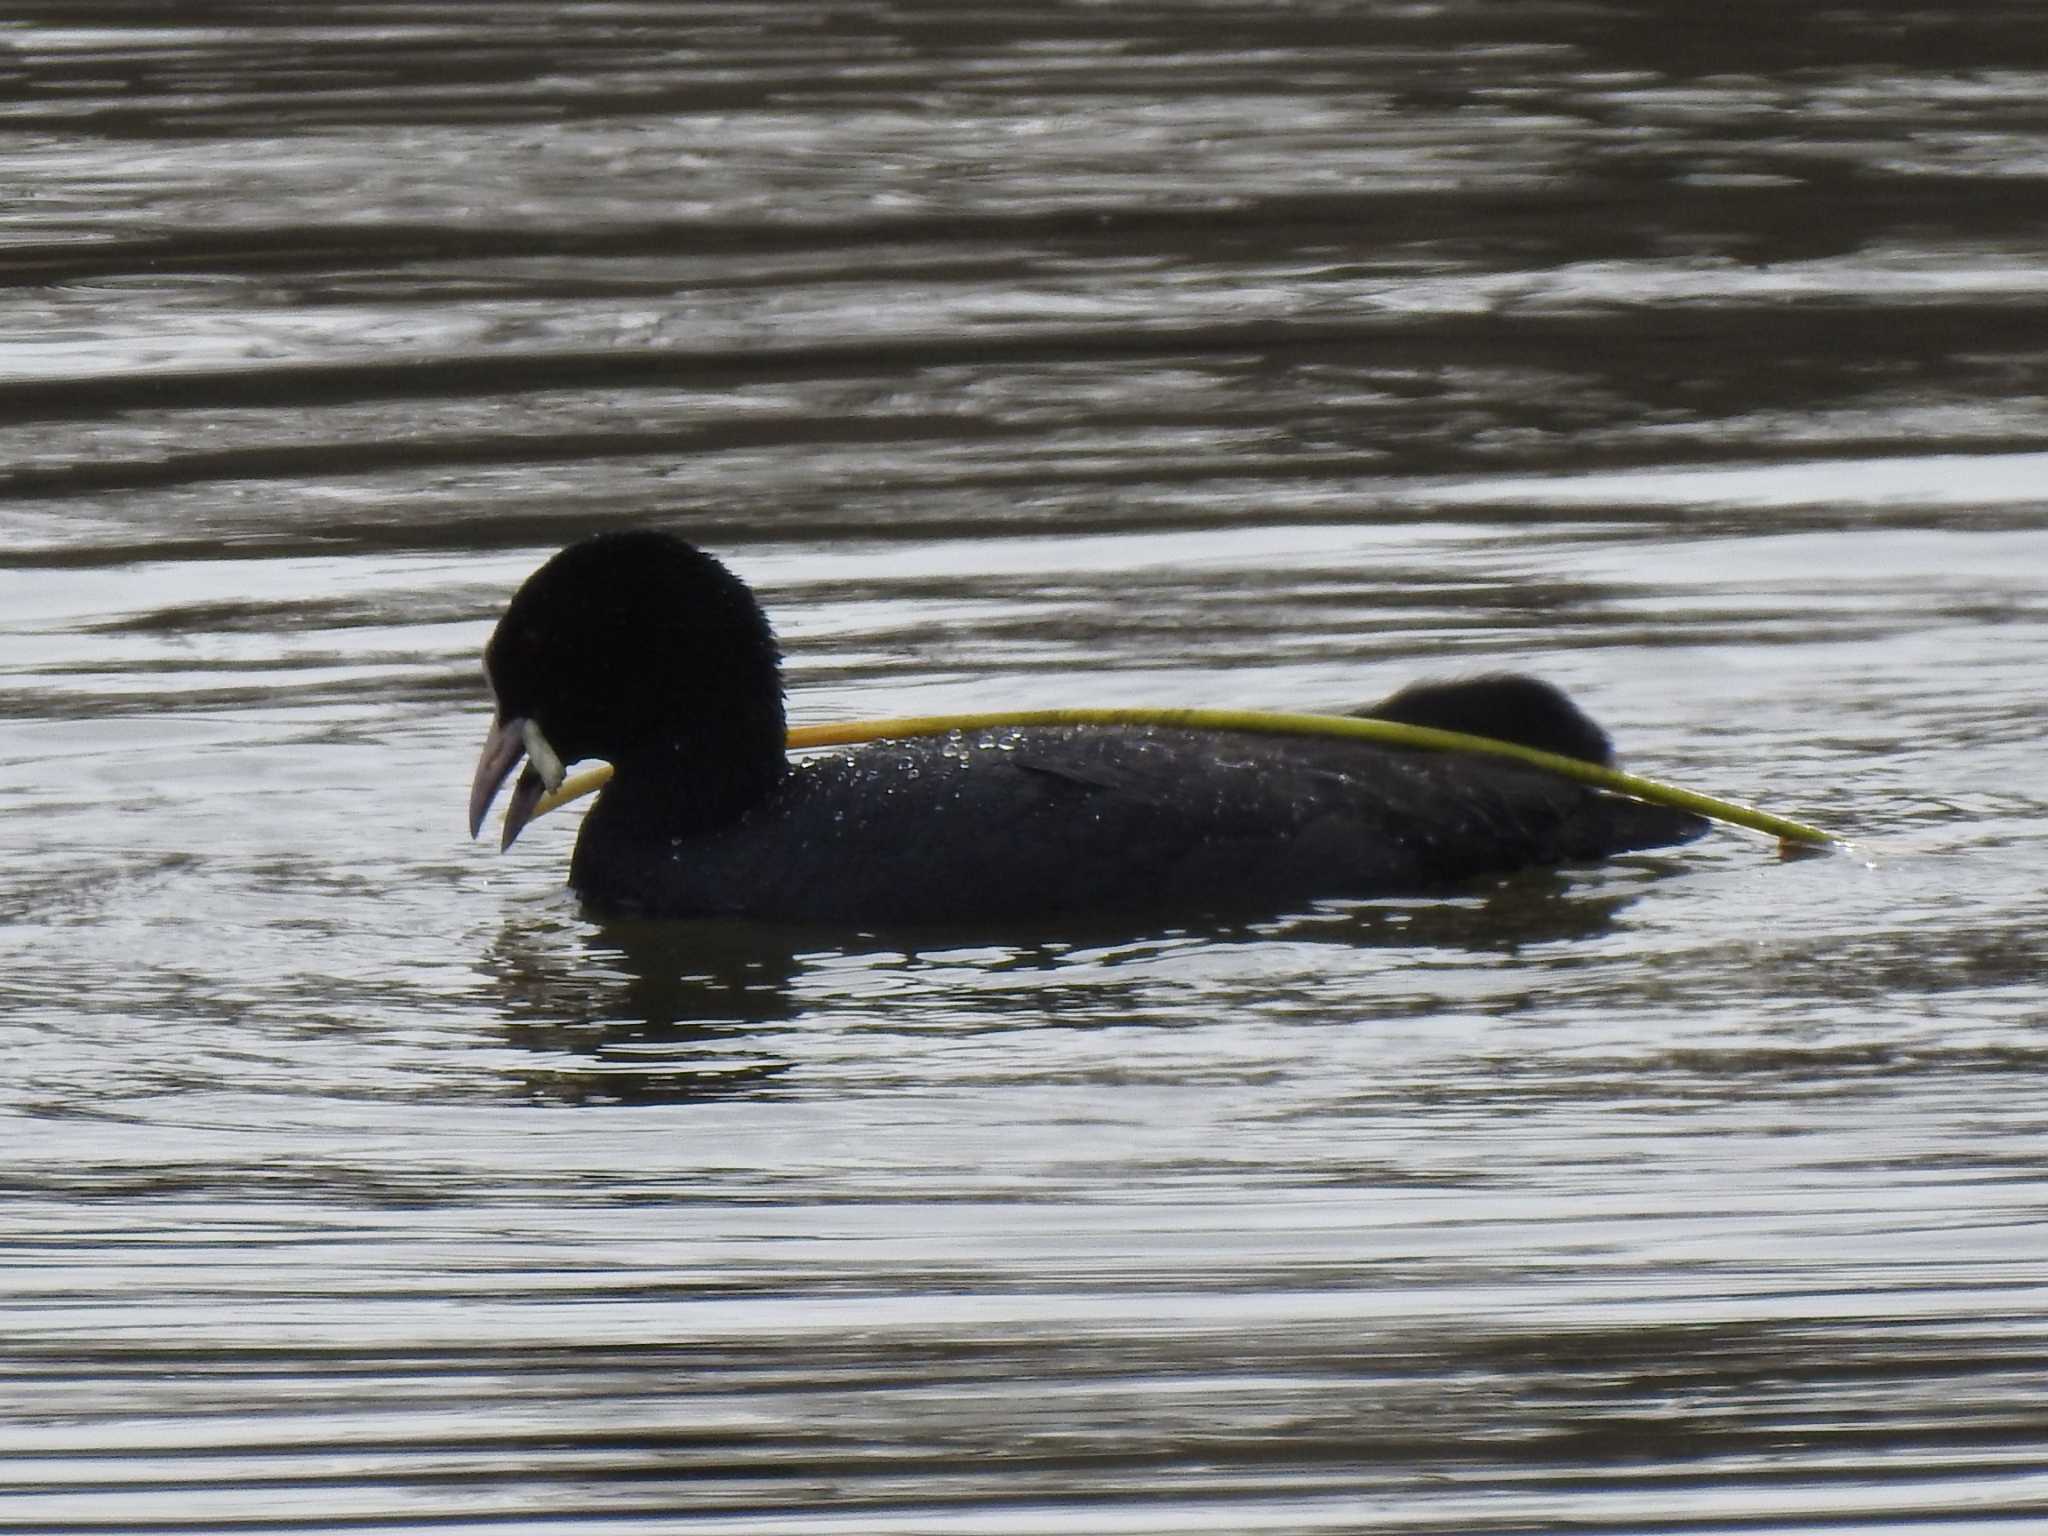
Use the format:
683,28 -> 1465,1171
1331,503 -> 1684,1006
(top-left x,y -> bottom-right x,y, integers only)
524,708 -> 1838,849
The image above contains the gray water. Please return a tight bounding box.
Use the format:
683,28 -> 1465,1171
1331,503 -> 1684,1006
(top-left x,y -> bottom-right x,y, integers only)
4,5 -> 2048,1532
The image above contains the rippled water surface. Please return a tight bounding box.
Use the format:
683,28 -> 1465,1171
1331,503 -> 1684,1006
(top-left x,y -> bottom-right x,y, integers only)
5,5 -> 2048,1532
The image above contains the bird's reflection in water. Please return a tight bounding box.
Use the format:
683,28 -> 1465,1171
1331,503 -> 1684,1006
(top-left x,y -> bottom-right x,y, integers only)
484,915 -> 808,1105
1263,864 -> 1673,954
481,863 -> 1674,1102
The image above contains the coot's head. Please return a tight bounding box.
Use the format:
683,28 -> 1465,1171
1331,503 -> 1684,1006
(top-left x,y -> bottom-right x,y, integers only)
468,530 -> 785,847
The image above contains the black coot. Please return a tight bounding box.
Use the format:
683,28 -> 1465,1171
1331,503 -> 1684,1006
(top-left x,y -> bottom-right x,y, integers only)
468,531 -> 1705,924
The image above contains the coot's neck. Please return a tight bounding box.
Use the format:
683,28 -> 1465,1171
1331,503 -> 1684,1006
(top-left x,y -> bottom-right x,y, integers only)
591,696 -> 789,840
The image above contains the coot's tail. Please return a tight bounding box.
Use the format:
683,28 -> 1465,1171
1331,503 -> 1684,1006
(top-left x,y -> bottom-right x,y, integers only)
1357,673 -> 1709,856
1357,673 -> 1617,765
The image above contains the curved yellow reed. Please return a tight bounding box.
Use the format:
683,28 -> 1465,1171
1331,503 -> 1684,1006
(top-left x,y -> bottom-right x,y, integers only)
520,708 -> 1837,849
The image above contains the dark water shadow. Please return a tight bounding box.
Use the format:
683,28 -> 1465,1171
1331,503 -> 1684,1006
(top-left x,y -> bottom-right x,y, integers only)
481,865 -> 1674,1102
481,916 -> 808,1105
